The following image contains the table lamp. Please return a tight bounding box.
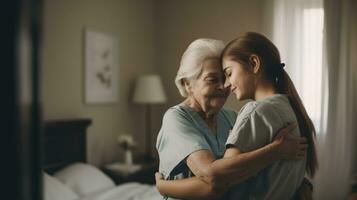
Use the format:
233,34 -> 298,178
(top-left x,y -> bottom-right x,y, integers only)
133,74 -> 167,160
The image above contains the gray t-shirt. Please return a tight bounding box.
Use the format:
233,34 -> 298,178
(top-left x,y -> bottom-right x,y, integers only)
226,94 -> 306,200
156,104 -> 237,200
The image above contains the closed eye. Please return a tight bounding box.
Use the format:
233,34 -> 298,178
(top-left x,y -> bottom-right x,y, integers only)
206,77 -> 219,83
223,68 -> 232,78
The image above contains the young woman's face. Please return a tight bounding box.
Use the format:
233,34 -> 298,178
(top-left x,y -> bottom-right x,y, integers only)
222,57 -> 255,101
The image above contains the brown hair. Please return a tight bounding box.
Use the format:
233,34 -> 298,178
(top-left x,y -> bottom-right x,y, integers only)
222,32 -> 318,177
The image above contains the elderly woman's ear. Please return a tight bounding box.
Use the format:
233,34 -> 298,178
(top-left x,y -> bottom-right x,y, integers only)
182,79 -> 193,95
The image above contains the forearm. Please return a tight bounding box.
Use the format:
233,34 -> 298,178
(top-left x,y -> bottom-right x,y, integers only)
201,142 -> 281,186
156,177 -> 226,200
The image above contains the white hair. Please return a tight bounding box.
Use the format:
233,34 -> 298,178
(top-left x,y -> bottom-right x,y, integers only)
175,38 -> 225,97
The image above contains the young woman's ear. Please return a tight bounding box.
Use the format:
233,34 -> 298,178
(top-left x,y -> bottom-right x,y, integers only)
249,54 -> 261,74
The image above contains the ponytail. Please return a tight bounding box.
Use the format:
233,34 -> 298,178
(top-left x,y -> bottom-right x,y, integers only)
277,71 -> 318,177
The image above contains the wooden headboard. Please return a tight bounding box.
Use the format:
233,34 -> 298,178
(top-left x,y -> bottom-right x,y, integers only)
42,118 -> 92,174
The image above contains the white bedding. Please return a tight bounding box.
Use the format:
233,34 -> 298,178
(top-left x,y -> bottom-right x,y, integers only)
44,163 -> 162,200
79,182 -> 162,200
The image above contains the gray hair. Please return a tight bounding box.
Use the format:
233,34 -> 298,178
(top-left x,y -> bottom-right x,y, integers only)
175,38 -> 225,97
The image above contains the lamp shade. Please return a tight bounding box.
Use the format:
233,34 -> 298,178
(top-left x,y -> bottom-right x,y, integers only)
133,74 -> 167,104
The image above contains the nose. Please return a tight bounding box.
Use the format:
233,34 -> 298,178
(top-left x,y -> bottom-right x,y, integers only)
224,78 -> 231,89
217,79 -> 226,90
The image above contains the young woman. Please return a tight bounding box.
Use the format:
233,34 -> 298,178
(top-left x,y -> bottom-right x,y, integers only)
156,32 -> 317,199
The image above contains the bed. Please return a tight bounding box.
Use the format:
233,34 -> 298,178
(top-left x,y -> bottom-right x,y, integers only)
42,118 -> 162,200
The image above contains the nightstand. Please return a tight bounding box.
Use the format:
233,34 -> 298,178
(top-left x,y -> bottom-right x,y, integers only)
103,161 -> 158,185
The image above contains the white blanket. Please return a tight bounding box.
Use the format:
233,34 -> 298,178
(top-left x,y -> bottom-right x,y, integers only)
79,182 -> 162,200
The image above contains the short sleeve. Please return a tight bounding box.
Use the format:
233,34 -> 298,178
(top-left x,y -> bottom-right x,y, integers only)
156,108 -> 211,178
226,102 -> 281,152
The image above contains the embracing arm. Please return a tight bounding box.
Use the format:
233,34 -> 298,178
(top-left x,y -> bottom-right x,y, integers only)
156,124 -> 307,199
187,137 -> 280,189
155,141 -> 278,200
189,124 -> 306,188
155,173 -> 225,200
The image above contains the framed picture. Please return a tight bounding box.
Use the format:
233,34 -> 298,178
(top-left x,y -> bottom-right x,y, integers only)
84,29 -> 118,104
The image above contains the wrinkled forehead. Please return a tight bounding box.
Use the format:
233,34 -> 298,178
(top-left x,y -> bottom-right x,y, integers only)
201,58 -> 223,75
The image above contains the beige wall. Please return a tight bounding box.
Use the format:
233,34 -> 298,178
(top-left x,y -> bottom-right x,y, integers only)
42,0 -> 264,166
151,0 -> 263,161
42,0 -> 158,166
155,0 -> 263,114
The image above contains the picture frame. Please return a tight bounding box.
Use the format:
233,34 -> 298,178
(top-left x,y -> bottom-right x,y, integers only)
84,29 -> 119,104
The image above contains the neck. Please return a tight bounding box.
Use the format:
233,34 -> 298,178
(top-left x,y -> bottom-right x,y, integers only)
183,98 -> 217,121
183,97 -> 218,134
254,79 -> 277,101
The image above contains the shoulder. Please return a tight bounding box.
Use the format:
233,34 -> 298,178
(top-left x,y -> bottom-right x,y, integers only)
163,105 -> 190,122
254,101 -> 279,117
236,101 -> 259,121
161,105 -> 200,131
253,96 -> 289,122
227,99 -> 283,151
237,100 -> 279,123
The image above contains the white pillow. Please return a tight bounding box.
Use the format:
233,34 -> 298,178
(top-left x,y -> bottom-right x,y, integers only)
54,162 -> 115,197
43,172 -> 78,200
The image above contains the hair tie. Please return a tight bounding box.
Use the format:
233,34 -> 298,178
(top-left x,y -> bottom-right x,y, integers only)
280,63 -> 285,69
274,63 -> 285,80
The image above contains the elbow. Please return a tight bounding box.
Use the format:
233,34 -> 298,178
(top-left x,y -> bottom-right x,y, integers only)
200,166 -> 218,187
200,167 -> 225,196
203,183 -> 226,200
155,185 -> 164,196
155,181 -> 166,197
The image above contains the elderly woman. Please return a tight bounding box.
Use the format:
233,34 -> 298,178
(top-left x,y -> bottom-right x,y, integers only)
155,39 -> 307,200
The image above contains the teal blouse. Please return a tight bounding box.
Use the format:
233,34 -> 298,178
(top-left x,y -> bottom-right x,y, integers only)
156,104 -> 237,200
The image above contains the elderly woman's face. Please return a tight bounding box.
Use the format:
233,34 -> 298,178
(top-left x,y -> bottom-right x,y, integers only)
189,58 -> 230,113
